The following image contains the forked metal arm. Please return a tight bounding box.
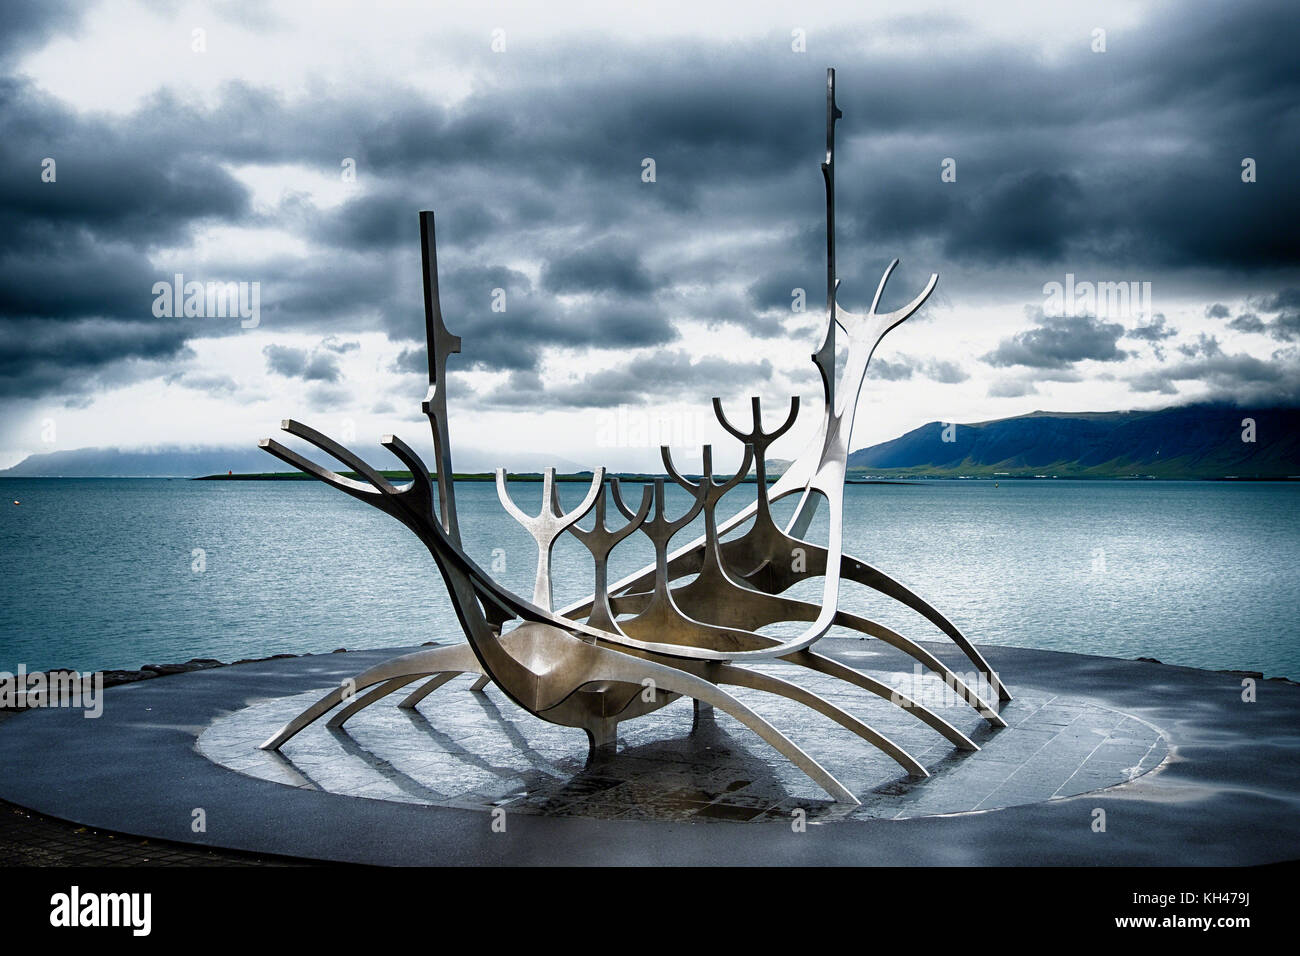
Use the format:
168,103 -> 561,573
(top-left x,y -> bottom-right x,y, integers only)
496,467 -> 604,610
567,483 -> 652,634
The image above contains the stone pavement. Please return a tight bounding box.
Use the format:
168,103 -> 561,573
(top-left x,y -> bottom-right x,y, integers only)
1,641 -> 1296,865
0,797 -> 315,866
0,709 -> 310,866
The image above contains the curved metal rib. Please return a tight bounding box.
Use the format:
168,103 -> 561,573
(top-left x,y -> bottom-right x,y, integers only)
327,674 -> 427,728
261,642 -> 481,750
781,650 -> 980,749
830,611 -> 1005,724
398,671 -> 465,709
612,574 -> 1002,728
598,515 -> 1010,702
616,568 -> 999,733
714,662 -> 929,775
841,554 -> 1011,702
577,652 -> 860,804
258,436 -> 383,502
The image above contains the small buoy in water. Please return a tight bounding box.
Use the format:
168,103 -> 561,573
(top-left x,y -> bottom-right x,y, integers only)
11,500 -> 18,505
994,483 -> 999,488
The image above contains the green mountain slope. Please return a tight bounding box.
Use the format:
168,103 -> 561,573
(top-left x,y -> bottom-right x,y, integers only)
847,404 -> 1300,478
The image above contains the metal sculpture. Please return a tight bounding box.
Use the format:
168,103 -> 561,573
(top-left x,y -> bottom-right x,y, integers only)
257,69 -> 1009,804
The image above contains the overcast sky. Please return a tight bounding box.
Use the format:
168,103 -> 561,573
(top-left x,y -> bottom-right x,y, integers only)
1,0 -> 1296,472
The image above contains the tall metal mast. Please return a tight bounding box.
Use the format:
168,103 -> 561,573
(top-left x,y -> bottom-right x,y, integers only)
813,67 -> 844,407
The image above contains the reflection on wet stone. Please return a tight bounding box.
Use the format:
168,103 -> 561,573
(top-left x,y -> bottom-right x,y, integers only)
198,658 -> 1168,823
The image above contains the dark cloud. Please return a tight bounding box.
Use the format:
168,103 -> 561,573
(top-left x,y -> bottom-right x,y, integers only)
868,354 -> 968,383
541,241 -> 657,296
1255,289 -> 1300,313
434,265 -> 679,372
389,346 -> 425,375
0,231 -> 158,320
689,286 -> 790,339
0,318 -> 190,398
1236,288 -> 1300,341
1,0 -> 1298,409
475,349 -> 773,410
263,344 -> 343,382
1127,314 -> 1177,361
871,357 -> 914,381
320,189 -> 416,251
746,273 -> 817,311
1178,334 -> 1223,359
927,359 -> 970,384
1129,349 -> 1300,404
1268,312 -> 1300,342
983,310 -> 1128,369
1127,315 -> 1177,342
320,337 -> 359,354
0,81 -> 251,252
305,382 -> 351,408
1205,303 -> 1230,319
987,377 -> 1038,398
1229,312 -> 1265,333
0,0 -> 84,60
163,371 -> 239,394
944,172 -> 1085,264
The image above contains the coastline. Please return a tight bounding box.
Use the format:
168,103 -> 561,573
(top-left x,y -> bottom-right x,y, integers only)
191,472 -> 1300,482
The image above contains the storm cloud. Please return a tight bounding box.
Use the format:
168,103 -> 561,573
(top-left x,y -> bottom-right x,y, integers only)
983,310 -> 1129,370
1,0 -> 1297,465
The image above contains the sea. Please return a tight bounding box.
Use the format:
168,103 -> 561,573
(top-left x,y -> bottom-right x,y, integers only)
1,478 -> 1297,679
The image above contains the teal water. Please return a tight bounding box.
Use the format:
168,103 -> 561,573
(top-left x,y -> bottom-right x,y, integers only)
1,478 -> 1297,678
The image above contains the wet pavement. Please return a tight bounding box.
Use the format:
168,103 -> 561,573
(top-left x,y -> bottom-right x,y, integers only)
0,640 -> 1296,865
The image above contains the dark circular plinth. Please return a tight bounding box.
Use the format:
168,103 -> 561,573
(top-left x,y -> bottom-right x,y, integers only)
198,667 -> 1165,822
1,641 -> 1297,865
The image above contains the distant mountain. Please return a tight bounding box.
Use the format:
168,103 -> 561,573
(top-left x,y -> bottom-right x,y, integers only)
0,444 -> 590,478
848,405 -> 1300,478
6,405 -> 1296,479
0,446 -> 274,478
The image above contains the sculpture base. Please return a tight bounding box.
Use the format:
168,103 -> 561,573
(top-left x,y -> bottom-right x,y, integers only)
0,640 -> 1295,865
197,667 -> 1160,820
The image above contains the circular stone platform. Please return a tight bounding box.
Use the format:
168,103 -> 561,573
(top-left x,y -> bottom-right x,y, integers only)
197,665 -> 1166,822
1,640 -> 1297,865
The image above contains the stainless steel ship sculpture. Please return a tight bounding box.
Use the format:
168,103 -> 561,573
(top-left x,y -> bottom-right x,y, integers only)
257,69 -> 1010,804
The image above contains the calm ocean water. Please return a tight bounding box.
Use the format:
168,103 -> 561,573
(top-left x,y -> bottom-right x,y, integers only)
1,478 -> 1297,678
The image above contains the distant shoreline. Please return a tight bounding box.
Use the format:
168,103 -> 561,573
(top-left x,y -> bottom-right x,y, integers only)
189,471 -> 793,483
1,473 -> 1296,482
6,404 -> 1297,482
190,472 -> 1298,482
